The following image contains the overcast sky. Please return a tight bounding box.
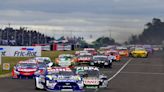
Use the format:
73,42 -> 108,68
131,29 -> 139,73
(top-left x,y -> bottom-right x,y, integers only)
0,0 -> 164,43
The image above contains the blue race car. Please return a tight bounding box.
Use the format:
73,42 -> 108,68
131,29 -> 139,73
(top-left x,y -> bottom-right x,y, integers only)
35,67 -> 84,91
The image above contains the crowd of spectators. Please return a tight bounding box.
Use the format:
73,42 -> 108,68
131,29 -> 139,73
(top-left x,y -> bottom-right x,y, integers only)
0,27 -> 54,46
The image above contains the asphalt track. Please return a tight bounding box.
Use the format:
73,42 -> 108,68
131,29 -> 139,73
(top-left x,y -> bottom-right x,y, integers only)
0,51 -> 164,92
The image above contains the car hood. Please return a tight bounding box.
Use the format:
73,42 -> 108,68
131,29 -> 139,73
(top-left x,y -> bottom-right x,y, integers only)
83,77 -> 100,85
132,50 -> 147,53
17,68 -> 37,72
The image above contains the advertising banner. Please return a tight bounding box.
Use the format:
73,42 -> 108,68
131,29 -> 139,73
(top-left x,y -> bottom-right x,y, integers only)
0,46 -> 41,57
3,63 -> 10,70
0,46 -> 10,56
41,45 -> 50,51
57,45 -> 72,51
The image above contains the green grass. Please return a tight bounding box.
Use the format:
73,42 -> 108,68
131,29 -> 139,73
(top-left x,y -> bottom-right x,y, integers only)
0,51 -> 75,75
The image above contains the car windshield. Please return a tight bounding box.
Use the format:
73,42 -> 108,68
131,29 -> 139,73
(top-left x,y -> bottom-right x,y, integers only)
78,55 -> 92,58
58,71 -> 74,76
135,48 -> 145,50
38,62 -> 46,68
87,50 -> 95,53
93,56 -> 107,61
108,52 -> 118,55
143,45 -> 152,49
17,63 -> 37,69
77,70 -> 99,77
59,55 -> 73,59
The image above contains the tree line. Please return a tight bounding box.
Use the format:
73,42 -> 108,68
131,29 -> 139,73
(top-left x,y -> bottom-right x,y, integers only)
127,18 -> 164,45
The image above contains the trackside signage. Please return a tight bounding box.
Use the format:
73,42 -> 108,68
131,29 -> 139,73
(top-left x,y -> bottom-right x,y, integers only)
0,46 -> 41,57
57,45 -> 72,51
0,46 -> 9,56
3,63 -> 10,70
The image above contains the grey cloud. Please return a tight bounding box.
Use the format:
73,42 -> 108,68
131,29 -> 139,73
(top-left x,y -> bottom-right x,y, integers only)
0,0 -> 164,42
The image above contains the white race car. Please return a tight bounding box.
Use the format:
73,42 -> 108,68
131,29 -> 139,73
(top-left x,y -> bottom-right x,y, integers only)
35,67 -> 84,91
33,57 -> 53,67
55,54 -> 77,67
74,66 -> 108,89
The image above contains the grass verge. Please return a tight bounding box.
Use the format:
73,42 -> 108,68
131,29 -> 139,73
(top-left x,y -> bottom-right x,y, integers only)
0,51 -> 75,76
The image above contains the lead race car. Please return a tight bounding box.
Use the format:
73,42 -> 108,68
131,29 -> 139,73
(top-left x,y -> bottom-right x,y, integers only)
35,67 -> 84,91
74,66 -> 108,89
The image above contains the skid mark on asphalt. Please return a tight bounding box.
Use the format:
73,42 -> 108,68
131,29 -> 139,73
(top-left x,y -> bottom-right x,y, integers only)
107,58 -> 133,82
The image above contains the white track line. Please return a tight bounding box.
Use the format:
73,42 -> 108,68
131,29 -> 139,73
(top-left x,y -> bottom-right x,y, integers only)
113,63 -> 164,67
94,58 -> 132,92
108,58 -> 133,82
120,71 -> 164,75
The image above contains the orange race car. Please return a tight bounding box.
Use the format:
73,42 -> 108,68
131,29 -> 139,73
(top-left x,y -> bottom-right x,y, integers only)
116,46 -> 129,57
105,50 -> 121,61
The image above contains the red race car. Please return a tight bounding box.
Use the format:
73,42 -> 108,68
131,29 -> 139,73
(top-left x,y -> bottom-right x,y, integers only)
84,48 -> 97,55
12,60 -> 41,79
77,53 -> 93,64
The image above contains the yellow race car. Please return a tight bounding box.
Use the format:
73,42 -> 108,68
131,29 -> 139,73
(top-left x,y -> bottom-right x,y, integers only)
130,47 -> 148,58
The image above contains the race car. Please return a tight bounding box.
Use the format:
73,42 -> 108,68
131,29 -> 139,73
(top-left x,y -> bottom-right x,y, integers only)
77,53 -> 93,64
84,48 -> 97,55
12,60 -> 41,79
74,66 -> 108,89
104,50 -> 121,61
75,51 -> 89,56
33,57 -> 53,67
90,55 -> 112,68
130,47 -> 148,58
143,45 -> 153,54
55,54 -> 78,67
116,46 -> 129,57
35,67 -> 84,91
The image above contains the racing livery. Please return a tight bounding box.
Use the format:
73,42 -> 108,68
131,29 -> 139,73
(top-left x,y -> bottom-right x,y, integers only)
33,57 -> 53,67
116,46 -> 129,57
55,54 -> 77,67
143,45 -> 153,54
74,66 -> 108,89
77,53 -> 92,64
35,67 -> 84,91
105,50 -> 121,61
12,60 -> 41,79
75,51 -> 89,56
84,48 -> 97,55
130,47 -> 148,58
90,55 -> 112,68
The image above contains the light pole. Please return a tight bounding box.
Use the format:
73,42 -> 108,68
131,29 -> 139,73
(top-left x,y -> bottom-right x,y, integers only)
109,30 -> 112,38
14,29 -> 17,45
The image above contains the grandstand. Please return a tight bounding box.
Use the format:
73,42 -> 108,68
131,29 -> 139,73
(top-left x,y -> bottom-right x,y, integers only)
0,27 -> 54,46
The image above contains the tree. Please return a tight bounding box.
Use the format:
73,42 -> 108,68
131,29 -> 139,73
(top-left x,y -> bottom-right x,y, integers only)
126,18 -> 164,45
92,36 -> 116,48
